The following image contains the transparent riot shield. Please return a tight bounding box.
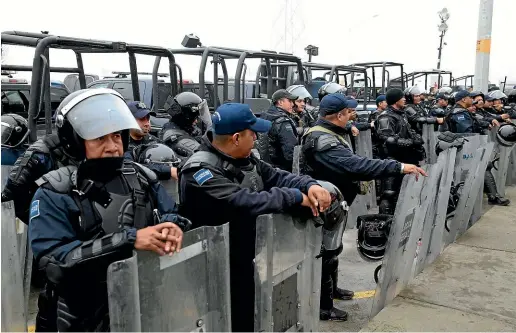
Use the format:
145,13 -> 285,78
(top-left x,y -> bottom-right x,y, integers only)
506,145 -> 516,186
414,148 -> 457,274
354,129 -> 377,209
447,142 -> 495,243
108,223 -> 231,332
422,124 -> 438,165
1,165 -> 13,190
1,202 -> 28,332
161,179 -> 180,203
371,159 -> 442,317
254,213 -> 322,332
487,127 -> 515,197
292,145 -> 302,175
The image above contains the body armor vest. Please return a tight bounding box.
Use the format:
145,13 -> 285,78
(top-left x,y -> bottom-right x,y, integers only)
182,151 -> 264,192
161,126 -> 200,159
36,162 -> 155,238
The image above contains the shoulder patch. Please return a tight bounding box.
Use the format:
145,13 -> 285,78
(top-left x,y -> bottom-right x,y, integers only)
457,115 -> 465,120
30,200 -> 40,221
193,168 -> 214,186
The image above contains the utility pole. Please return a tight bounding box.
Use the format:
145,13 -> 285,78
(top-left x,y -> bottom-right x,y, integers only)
473,0 -> 494,93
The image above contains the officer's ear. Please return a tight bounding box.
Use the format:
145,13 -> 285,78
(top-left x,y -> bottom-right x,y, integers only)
232,132 -> 240,146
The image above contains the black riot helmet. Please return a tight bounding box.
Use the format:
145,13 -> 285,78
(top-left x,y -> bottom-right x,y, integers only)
496,123 -> 516,147
164,91 -> 208,132
1,114 -> 30,148
137,143 -> 181,166
507,89 -> 516,104
55,88 -> 140,160
356,214 -> 393,261
403,86 -> 422,104
316,180 -> 348,251
318,82 -> 346,101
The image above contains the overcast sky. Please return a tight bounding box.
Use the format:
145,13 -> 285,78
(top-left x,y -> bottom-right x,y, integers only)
1,0 -> 515,86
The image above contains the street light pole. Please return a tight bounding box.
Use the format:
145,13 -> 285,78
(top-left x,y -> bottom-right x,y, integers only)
436,8 -> 450,70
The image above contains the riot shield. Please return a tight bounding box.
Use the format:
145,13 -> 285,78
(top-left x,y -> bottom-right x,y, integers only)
292,145 -> 302,175
161,179 -> 180,203
108,223 -> 231,332
506,145 -> 516,186
470,135 -> 489,225
354,129 -> 377,209
254,213 -> 322,332
422,124 -> 438,165
423,148 -> 457,266
1,202 -> 28,332
414,148 -> 456,274
446,142 -> 495,243
371,159 -> 442,317
1,165 -> 13,190
487,127 -> 515,197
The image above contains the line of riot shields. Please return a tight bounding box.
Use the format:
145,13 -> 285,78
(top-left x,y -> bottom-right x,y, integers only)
2,122 -> 516,331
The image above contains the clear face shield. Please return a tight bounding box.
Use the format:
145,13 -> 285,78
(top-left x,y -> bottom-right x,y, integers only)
192,99 -> 212,129
58,90 -> 140,140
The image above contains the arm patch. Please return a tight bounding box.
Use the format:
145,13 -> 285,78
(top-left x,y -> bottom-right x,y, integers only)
193,168 -> 214,186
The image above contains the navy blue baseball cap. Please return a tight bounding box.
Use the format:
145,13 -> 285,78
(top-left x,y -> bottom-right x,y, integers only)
375,95 -> 386,105
319,93 -> 358,116
212,103 -> 271,135
127,101 -> 155,119
454,90 -> 473,102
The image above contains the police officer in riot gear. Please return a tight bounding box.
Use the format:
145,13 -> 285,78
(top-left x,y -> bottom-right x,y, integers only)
124,101 -> 179,180
287,84 -> 318,128
1,128 -> 79,223
442,90 -> 490,134
301,93 -> 426,320
443,90 -> 510,206
369,95 -> 387,158
179,103 -> 332,332
375,88 -> 427,215
260,89 -> 300,171
160,91 -> 211,160
470,91 -> 508,127
29,88 -> 191,332
404,86 -> 444,134
1,114 -> 30,165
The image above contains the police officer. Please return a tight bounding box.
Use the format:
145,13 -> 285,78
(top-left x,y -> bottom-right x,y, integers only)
301,93 -> 426,321
404,86 -> 444,134
126,101 -> 159,151
1,126 -> 79,223
29,88 -> 191,332
443,90 -> 510,206
430,93 -> 450,118
375,88 -> 426,214
287,84 -> 317,128
442,90 -> 490,134
260,89 -> 300,171
179,102 -> 332,332
470,91 -> 507,127
369,95 -> 387,158
1,114 -> 30,165
124,101 -> 179,180
160,91 -> 210,160
318,83 -> 367,137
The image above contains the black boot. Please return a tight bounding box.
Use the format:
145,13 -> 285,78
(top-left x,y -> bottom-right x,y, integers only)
320,307 -> 348,321
484,170 -> 510,206
331,261 -> 354,300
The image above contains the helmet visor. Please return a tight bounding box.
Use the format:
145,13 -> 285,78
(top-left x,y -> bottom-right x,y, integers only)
288,85 -> 313,100
65,94 -> 140,140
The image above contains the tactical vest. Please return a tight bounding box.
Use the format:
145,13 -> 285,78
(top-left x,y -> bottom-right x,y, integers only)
302,126 -> 370,196
261,115 -> 298,167
161,127 -> 200,158
35,162 -> 156,238
181,151 -> 264,192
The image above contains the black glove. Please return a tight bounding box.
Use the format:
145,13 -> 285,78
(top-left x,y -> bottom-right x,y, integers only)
174,215 -> 192,232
